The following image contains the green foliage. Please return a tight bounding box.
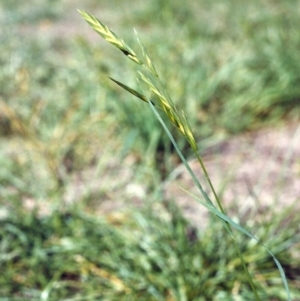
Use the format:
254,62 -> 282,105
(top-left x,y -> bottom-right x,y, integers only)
1,0 -> 300,300
0,0 -> 62,24
1,207 -> 300,300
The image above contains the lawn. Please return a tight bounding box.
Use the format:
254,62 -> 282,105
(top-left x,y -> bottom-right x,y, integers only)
0,0 -> 300,300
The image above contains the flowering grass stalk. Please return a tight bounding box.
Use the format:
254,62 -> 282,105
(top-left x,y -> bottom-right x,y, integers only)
79,10 -> 291,300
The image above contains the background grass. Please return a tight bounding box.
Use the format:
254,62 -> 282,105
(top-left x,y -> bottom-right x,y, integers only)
0,0 -> 300,300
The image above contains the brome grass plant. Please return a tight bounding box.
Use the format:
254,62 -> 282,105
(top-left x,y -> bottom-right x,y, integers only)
79,10 -> 293,300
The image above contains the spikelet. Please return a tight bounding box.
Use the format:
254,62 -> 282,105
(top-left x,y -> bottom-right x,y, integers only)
79,10 -> 198,153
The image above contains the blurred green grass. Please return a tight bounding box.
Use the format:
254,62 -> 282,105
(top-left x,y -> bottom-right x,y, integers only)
1,205 -> 300,300
0,0 -> 300,299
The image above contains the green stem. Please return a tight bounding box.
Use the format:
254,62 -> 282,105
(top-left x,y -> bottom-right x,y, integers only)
194,151 -> 226,214
192,148 -> 261,300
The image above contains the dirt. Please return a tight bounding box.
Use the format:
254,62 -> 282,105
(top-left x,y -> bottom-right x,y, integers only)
163,122 -> 300,229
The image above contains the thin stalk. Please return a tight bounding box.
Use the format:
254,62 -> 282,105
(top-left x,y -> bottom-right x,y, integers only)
148,100 -> 261,301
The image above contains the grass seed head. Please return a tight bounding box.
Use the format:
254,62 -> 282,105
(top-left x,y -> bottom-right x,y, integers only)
78,10 -> 143,65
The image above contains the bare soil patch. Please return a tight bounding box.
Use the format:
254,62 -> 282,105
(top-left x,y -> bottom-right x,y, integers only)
163,123 -> 300,229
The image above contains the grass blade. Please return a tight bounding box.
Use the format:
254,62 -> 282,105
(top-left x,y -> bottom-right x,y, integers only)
182,188 -> 291,301
109,77 -> 149,104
